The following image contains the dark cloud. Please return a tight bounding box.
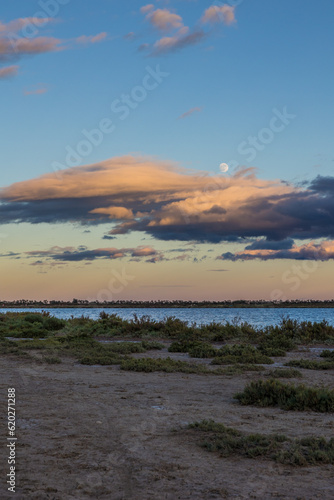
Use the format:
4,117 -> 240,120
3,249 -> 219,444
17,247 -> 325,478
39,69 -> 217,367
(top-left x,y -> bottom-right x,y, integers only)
24,245 -> 160,263
0,251 -> 20,257
102,235 -> 116,240
245,238 -> 294,251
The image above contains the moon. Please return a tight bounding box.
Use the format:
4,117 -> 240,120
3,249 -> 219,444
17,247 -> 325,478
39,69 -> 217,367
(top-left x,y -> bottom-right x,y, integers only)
219,163 -> 229,173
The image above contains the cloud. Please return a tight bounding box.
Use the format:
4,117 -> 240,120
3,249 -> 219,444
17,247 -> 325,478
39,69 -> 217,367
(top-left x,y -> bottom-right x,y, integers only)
141,5 -> 155,14
124,32 -> 136,41
145,8 -> 184,32
0,65 -> 18,79
153,29 -> 205,54
207,269 -> 229,272
24,245 -> 160,263
0,16 -> 107,78
152,29 -> 206,54
23,85 -> 47,95
139,3 -> 237,55
201,5 -> 236,25
0,35 -> 63,62
244,238 -> 295,251
75,32 -> 107,45
1,156 -> 334,246
0,251 -> 21,258
90,206 -> 134,220
218,241 -> 334,261
178,106 -> 203,119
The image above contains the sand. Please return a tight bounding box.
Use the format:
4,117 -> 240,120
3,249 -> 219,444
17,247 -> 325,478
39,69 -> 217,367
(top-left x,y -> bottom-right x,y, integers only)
1,345 -> 333,499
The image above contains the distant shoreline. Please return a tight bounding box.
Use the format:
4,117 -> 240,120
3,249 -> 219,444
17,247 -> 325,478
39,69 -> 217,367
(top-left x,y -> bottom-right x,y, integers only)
1,301 -> 334,309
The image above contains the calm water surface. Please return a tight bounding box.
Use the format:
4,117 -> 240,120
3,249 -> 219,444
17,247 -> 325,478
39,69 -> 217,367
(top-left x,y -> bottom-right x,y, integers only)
1,308 -> 334,328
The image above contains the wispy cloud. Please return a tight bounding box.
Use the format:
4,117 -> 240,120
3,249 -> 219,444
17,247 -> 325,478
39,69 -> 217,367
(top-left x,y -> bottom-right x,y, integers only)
25,245 -> 160,263
76,32 -> 108,45
178,106 -> 203,119
0,16 -> 108,79
0,65 -> 18,79
23,85 -> 48,95
139,3 -> 237,55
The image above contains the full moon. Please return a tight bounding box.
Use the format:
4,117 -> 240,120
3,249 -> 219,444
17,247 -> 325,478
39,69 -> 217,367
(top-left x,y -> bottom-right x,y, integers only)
219,163 -> 229,173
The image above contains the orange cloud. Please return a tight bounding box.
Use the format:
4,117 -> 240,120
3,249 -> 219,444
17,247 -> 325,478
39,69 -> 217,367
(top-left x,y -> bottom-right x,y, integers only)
90,206 -> 134,220
2,155 -> 334,246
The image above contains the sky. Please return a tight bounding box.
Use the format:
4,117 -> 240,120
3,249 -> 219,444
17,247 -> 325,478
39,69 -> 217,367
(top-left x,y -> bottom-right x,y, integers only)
0,0 -> 334,301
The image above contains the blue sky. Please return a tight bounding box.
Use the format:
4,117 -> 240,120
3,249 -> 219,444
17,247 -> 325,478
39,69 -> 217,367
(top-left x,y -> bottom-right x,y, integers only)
1,1 -> 334,300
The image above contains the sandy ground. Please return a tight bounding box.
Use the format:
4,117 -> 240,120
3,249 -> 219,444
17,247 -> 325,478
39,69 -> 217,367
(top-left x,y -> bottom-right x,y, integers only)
1,345 -> 334,500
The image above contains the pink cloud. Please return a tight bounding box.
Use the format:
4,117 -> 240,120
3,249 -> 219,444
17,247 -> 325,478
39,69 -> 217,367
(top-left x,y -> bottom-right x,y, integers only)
140,5 -> 155,14
24,85 -> 48,95
146,8 -> 184,32
201,5 -> 236,25
0,65 -> 18,79
76,32 -> 107,45
178,106 -> 203,119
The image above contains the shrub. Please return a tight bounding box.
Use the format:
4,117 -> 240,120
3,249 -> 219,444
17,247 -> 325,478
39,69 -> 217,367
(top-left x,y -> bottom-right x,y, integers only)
235,379 -> 334,412
212,344 -> 273,365
266,368 -> 303,378
187,420 -> 334,465
285,359 -> 334,370
320,350 -> 334,359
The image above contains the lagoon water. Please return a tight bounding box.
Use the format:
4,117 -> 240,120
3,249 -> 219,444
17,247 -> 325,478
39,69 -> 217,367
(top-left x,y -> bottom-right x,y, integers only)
1,307 -> 334,328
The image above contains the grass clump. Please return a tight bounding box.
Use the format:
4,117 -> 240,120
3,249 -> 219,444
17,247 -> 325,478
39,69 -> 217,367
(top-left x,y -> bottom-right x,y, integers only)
186,420 -> 334,465
266,368 -> 303,378
285,359 -> 334,370
120,357 -> 223,374
235,379 -> 334,412
43,355 -> 62,364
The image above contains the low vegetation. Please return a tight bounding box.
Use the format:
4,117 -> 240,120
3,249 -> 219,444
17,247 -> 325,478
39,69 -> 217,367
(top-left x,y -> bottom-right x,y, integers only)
211,344 -> 273,365
235,379 -> 334,412
120,357 -> 224,374
266,368 -> 303,378
285,359 -> 334,370
186,420 -> 334,466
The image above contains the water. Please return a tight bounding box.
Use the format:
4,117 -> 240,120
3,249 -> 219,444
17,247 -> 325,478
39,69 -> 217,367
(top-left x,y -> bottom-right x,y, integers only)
1,307 -> 334,328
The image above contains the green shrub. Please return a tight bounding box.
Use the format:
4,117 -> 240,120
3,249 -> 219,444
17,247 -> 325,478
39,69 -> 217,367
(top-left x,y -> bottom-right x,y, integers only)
235,379 -> 334,412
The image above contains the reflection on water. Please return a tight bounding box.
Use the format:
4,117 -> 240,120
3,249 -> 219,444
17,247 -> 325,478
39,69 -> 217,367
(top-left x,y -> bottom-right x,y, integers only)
1,307 -> 334,327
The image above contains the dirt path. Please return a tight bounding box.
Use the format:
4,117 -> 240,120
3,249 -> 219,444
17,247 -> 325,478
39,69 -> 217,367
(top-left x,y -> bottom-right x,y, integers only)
1,349 -> 333,499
